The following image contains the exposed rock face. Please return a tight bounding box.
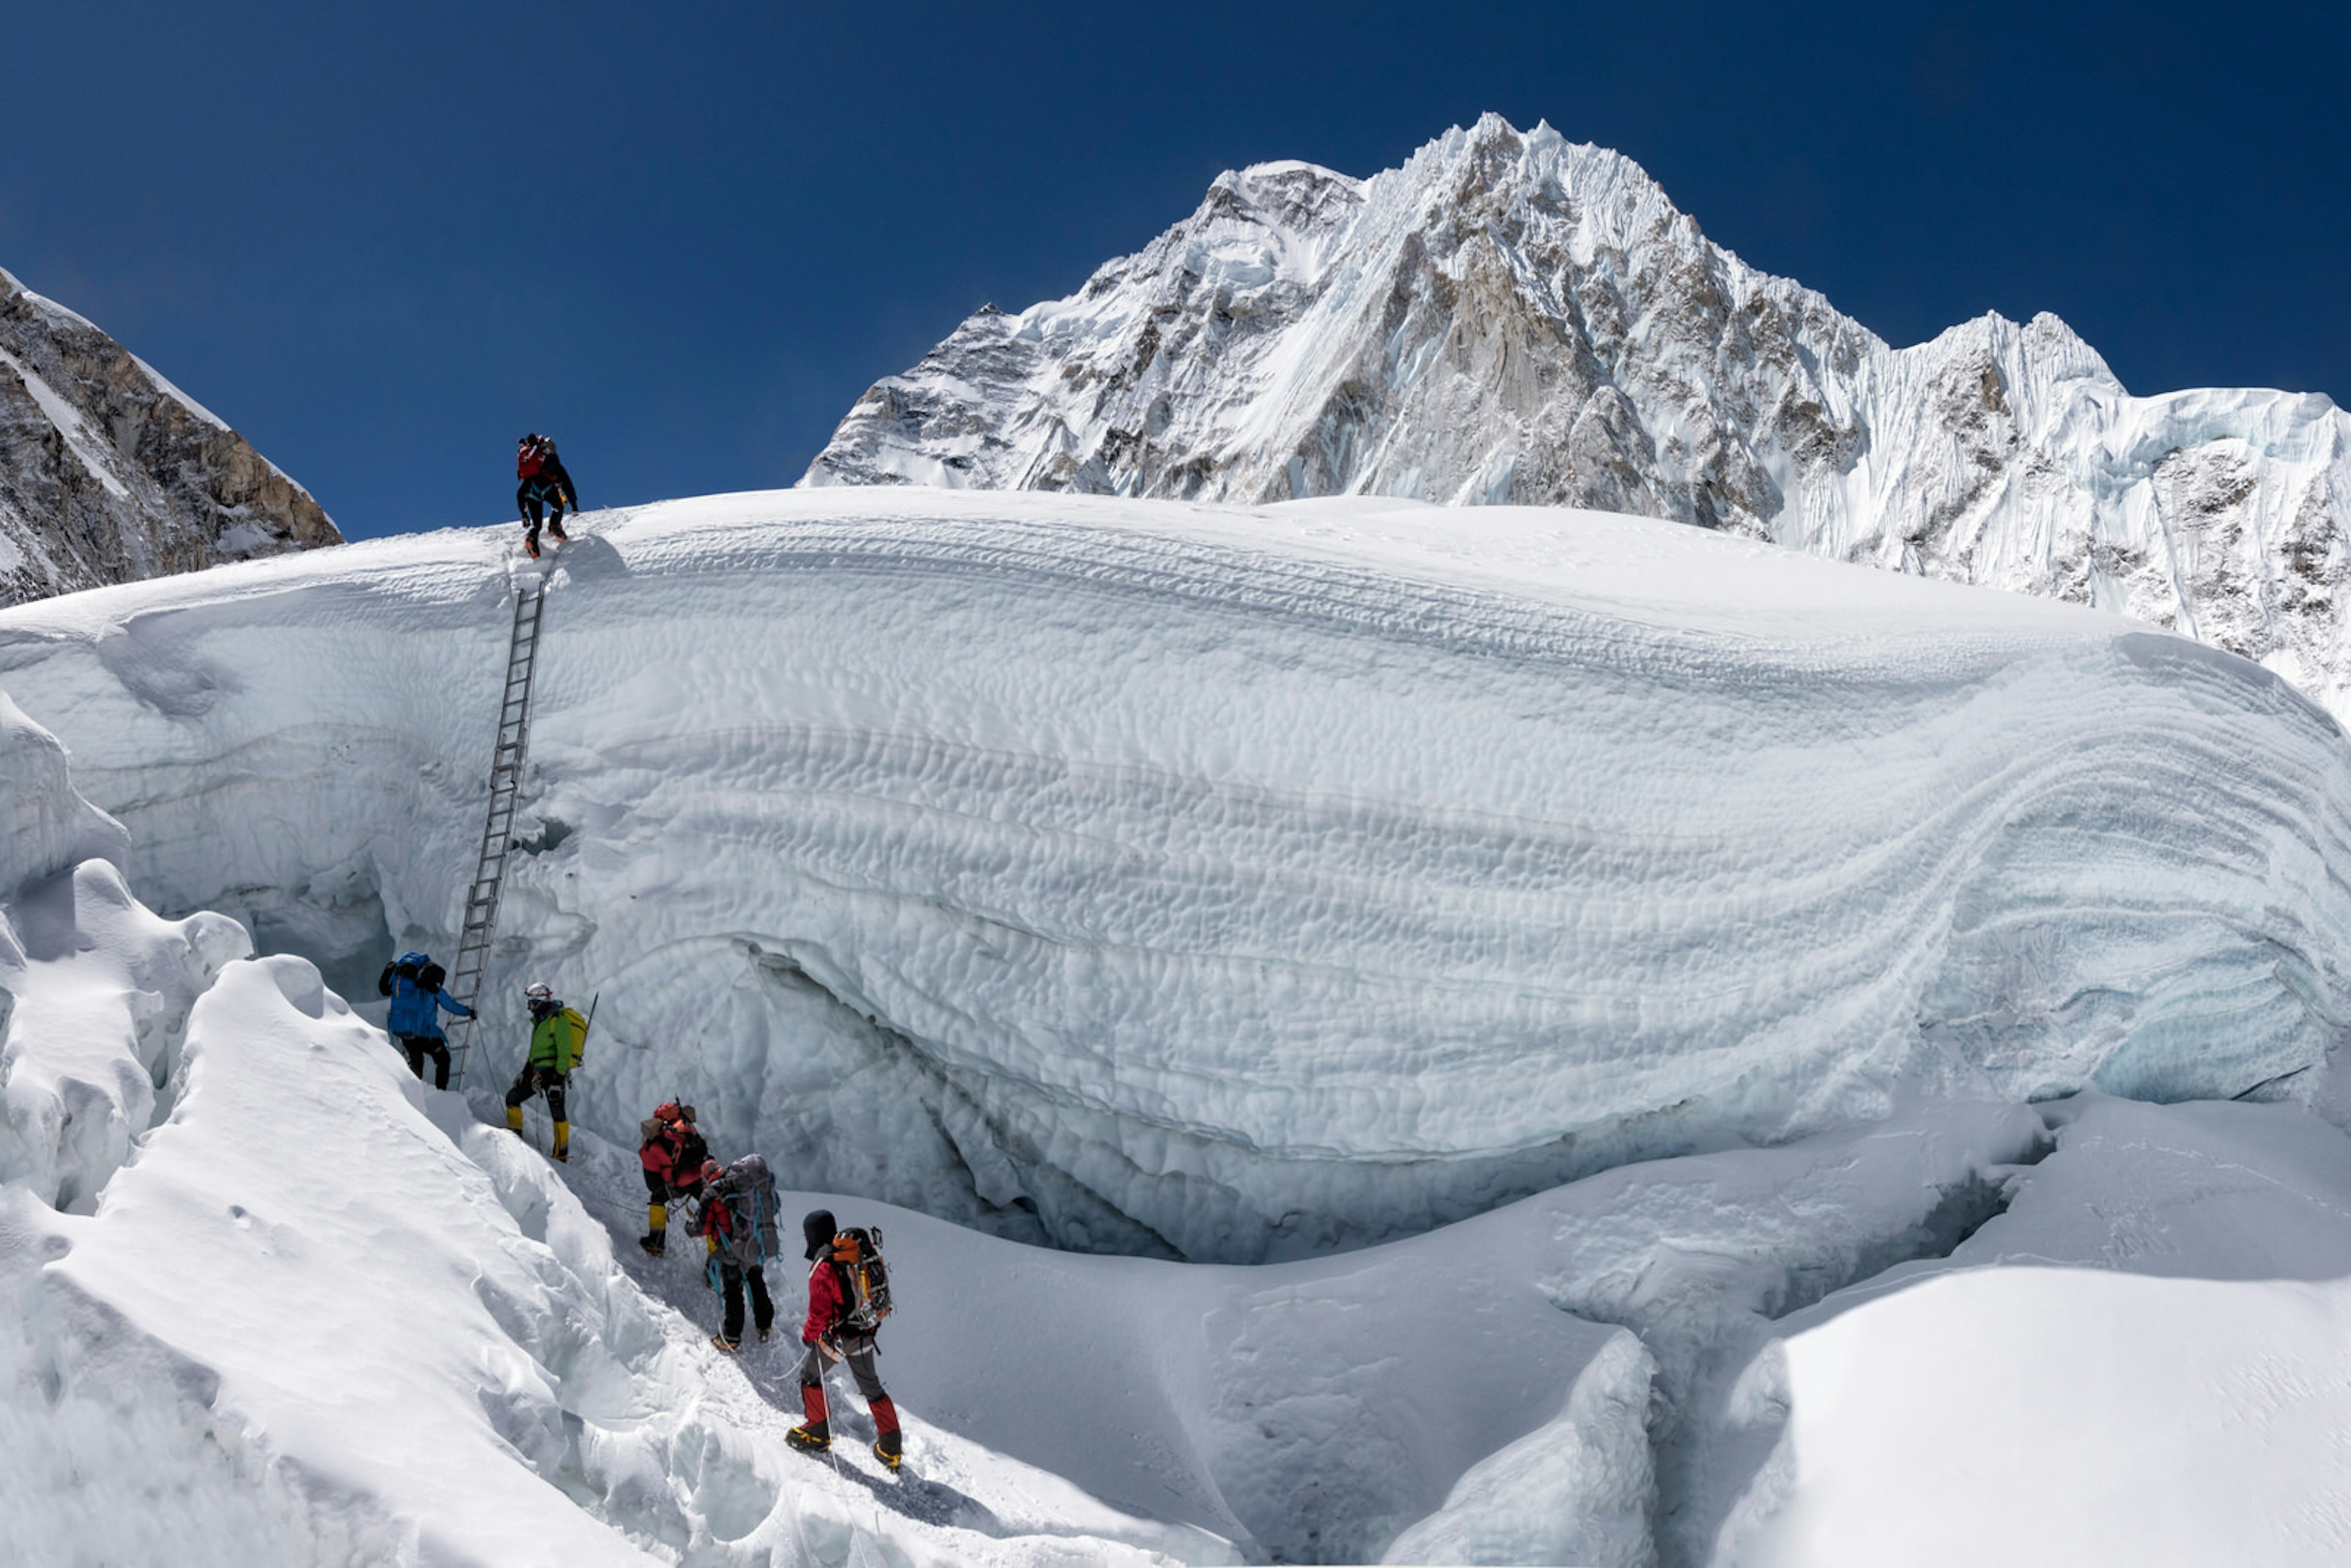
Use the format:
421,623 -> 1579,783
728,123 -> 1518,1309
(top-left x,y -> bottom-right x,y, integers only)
806,115 -> 2351,713
0,267 -> 340,606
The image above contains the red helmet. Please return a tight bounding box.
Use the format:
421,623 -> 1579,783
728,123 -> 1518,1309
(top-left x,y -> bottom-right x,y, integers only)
700,1158 -> 723,1185
653,1100 -> 681,1122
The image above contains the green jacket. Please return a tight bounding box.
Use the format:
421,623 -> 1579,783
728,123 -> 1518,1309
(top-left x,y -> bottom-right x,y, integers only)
527,1006 -> 588,1073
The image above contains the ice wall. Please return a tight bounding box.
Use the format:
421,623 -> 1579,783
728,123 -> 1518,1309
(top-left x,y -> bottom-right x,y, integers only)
3,489 -> 2349,1263
0,688 -> 127,894
0,694 -> 1218,1564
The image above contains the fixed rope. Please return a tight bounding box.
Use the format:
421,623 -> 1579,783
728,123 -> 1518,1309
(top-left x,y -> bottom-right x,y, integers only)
447,577 -> 549,1088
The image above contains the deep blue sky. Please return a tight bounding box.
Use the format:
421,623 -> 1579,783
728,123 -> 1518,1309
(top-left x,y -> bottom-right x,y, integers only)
6,2 -> 2345,541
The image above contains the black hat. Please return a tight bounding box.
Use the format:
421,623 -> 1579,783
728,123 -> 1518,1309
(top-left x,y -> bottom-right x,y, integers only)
802,1209 -> 837,1260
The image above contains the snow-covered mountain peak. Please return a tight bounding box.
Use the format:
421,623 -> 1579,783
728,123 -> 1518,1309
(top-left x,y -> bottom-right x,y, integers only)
806,114 -> 2351,716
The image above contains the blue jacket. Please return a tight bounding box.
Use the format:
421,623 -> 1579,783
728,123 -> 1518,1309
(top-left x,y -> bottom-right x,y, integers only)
385,953 -> 473,1038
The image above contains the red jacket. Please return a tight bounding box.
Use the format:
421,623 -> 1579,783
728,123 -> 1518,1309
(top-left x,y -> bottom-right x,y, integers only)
639,1117 -> 707,1188
802,1255 -> 848,1345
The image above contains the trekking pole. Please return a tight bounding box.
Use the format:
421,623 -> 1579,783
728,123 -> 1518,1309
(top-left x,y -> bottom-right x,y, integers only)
818,1355 -> 849,1482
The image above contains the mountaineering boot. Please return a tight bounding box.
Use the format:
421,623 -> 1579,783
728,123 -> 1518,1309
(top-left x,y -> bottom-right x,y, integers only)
870,1395 -> 901,1473
549,520 -> 568,541
711,1333 -> 740,1354
552,1120 -> 569,1163
788,1383 -> 837,1452
641,1201 -> 667,1256
639,1231 -> 666,1256
524,530 -> 541,560
873,1433 -> 902,1472
506,1105 -> 525,1136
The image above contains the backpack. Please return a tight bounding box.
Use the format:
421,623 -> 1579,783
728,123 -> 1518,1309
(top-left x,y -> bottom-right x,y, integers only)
829,1226 -> 893,1335
517,438 -> 544,480
705,1155 -> 778,1280
378,951 -> 427,997
674,1120 -> 710,1179
638,1110 -> 709,1182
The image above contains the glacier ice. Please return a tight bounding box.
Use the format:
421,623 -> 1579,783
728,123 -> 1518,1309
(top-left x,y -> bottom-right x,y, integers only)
10,501 -> 2351,1561
0,698 -> 1226,1565
2,488 -> 2347,1269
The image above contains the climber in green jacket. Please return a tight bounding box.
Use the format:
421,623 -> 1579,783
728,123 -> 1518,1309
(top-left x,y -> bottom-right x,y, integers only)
504,981 -> 589,1162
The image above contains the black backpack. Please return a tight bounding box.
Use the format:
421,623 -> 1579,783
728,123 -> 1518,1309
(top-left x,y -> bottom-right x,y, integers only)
377,956 -> 446,996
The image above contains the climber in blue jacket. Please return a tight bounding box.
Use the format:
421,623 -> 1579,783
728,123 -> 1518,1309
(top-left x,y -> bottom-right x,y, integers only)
378,951 -> 474,1089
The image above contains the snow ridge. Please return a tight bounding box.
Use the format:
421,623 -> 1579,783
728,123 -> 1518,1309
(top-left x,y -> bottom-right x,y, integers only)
4,490 -> 2349,1270
804,114 -> 2351,715
0,266 -> 341,607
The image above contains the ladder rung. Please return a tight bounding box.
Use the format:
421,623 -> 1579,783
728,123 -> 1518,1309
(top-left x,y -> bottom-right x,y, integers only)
451,580 -> 555,1090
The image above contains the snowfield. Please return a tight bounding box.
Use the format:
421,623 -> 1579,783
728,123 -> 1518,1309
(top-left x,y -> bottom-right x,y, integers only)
6,488 -> 2351,1563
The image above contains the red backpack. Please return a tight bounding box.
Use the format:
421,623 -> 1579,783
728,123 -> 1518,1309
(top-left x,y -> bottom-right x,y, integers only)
517,437 -> 545,481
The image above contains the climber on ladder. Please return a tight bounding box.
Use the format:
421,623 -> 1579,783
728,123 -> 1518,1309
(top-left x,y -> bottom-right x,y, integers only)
516,433 -> 579,560
506,981 -> 590,1162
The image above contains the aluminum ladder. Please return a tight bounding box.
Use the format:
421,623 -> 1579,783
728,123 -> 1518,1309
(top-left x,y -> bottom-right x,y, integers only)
447,578 -> 549,1088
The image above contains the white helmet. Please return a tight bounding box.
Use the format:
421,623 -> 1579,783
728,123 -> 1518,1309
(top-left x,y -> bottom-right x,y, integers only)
525,982 -> 554,1003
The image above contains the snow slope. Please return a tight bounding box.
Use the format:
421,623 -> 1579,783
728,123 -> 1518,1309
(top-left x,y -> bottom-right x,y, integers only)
2,489 -> 2348,1275
0,266 -> 340,606
13,497 -> 2351,1563
0,699 -> 1228,1566
1717,1094 -> 2351,1568
805,115 -> 2351,715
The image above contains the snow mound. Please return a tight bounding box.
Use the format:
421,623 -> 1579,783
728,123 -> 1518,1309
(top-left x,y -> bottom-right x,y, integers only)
1717,1095 -> 2351,1567
4,489 -> 2350,1267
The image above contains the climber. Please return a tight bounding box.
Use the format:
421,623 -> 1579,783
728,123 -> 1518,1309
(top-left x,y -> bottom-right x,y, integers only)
514,433 -> 580,560
377,950 -> 474,1090
788,1208 -> 902,1471
696,1154 -> 778,1352
503,981 -> 588,1161
636,1100 -> 710,1256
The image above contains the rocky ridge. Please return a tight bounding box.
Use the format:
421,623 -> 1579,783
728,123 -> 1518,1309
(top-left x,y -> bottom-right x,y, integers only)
806,115 -> 2351,714
0,266 -> 339,606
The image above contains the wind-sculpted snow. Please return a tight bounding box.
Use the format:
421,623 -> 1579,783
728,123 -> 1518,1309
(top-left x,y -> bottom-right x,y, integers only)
806,114 -> 2351,716
3,489 -> 2350,1267
1714,1095 -> 2351,1567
